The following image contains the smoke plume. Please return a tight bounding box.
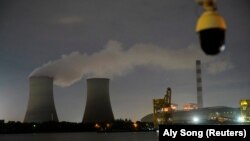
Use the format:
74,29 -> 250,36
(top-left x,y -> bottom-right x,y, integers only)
30,40 -> 233,87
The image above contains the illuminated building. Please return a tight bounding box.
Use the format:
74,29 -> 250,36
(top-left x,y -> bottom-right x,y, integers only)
171,103 -> 178,112
183,103 -> 198,111
153,87 -> 172,128
240,99 -> 250,122
142,106 -> 240,124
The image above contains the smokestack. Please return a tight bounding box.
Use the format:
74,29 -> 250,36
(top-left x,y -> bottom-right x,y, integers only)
196,60 -> 203,108
24,76 -> 58,123
83,78 -> 114,123
164,88 -> 171,106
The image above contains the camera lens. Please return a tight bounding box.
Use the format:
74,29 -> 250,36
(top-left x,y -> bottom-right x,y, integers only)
199,28 -> 225,55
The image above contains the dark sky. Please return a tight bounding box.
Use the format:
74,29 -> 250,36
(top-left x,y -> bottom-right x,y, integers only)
0,0 -> 249,122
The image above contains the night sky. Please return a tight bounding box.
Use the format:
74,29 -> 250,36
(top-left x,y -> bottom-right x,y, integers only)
0,0 -> 249,122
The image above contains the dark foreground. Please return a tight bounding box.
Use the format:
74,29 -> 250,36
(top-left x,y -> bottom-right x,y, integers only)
0,120 -> 154,134
0,132 -> 158,141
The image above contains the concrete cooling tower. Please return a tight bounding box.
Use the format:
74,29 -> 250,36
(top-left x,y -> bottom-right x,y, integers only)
83,78 -> 115,123
24,76 -> 58,123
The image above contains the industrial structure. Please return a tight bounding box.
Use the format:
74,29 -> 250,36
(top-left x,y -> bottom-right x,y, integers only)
24,76 -> 58,123
143,60 -> 244,125
171,103 -> 178,112
183,103 -> 198,111
153,87 -> 172,128
142,106 -> 240,124
196,60 -> 203,108
83,78 -> 115,123
240,99 -> 250,122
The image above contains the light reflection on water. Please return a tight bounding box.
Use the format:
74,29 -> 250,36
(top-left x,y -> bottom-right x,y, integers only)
0,132 -> 158,141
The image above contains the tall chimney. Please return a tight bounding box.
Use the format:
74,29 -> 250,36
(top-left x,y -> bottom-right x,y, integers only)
83,78 -> 114,123
196,60 -> 203,108
24,76 -> 58,123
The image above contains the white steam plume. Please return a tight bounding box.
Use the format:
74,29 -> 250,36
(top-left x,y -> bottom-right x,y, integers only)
30,40 -> 233,87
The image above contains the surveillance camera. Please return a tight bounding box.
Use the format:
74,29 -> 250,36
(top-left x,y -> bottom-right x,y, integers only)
196,0 -> 227,55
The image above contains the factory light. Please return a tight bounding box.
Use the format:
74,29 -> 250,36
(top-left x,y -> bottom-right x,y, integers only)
94,123 -> 100,129
163,107 -> 169,112
237,116 -> 245,123
192,116 -> 200,123
133,122 -> 138,128
106,123 -> 111,128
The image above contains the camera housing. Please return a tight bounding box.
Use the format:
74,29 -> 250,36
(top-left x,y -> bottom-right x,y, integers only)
199,28 -> 225,55
196,1 -> 227,55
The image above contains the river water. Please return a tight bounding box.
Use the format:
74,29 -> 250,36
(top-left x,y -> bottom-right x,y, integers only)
0,132 -> 158,141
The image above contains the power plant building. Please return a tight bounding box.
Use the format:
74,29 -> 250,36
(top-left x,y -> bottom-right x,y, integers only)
83,78 -> 115,123
142,106 -> 240,124
183,103 -> 198,111
153,88 -> 173,127
24,76 -> 58,123
240,99 -> 250,122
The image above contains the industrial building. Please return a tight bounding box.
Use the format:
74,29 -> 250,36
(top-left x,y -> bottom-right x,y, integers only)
143,60 -> 242,125
24,76 -> 58,123
153,88 -> 172,127
141,106 -> 240,124
171,103 -> 178,111
82,78 -> 115,123
183,103 -> 198,111
240,99 -> 250,122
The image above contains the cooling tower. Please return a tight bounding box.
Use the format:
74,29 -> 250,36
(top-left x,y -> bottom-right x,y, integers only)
24,76 -> 58,123
83,78 -> 114,123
